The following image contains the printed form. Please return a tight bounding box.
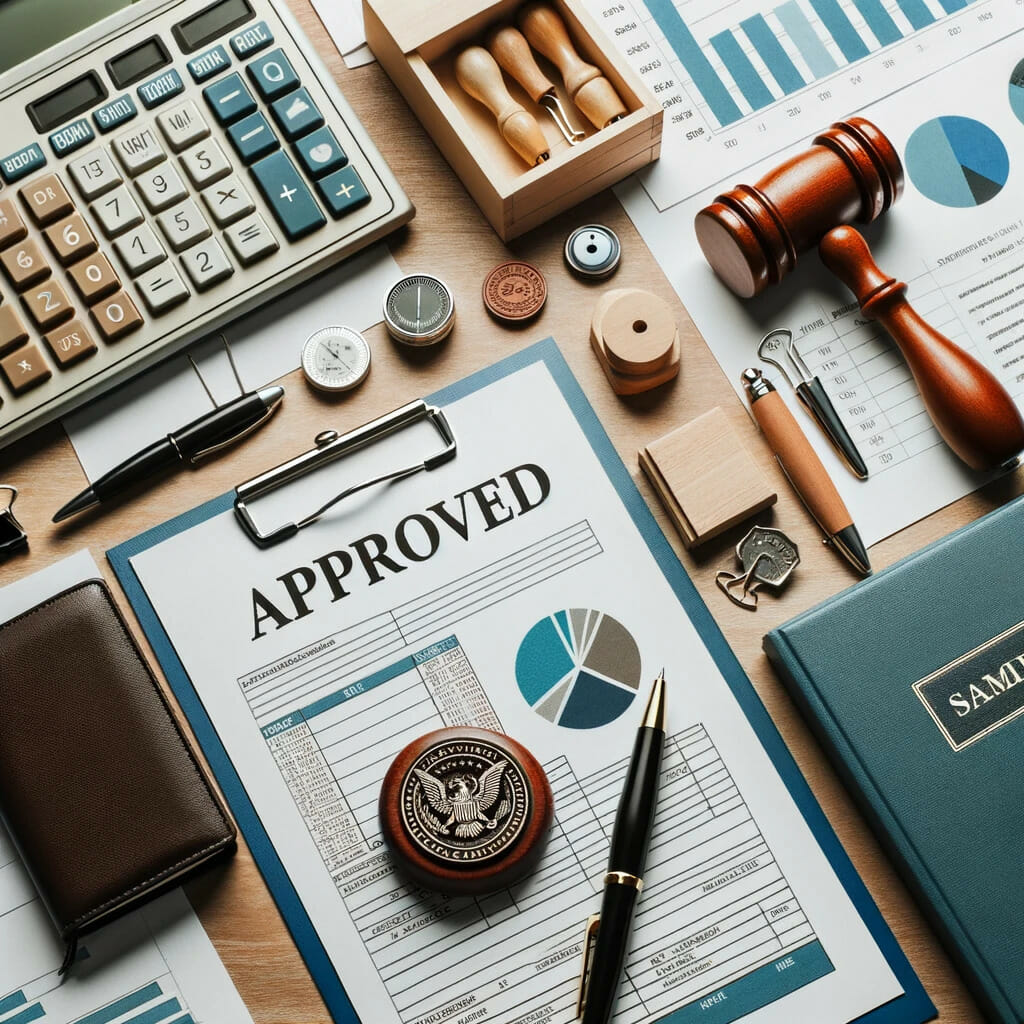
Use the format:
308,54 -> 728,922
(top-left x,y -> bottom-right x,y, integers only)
123,357 -> 905,1024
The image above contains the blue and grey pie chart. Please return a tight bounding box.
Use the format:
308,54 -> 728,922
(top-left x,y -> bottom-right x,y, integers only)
905,116 -> 1009,208
515,609 -> 641,729
1012,59 -> 1024,126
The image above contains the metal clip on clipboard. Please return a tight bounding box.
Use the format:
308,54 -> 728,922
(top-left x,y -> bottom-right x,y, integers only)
234,400 -> 457,547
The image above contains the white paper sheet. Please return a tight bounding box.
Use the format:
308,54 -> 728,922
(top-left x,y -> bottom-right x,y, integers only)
63,243 -> 400,482
124,357 -> 905,1024
309,0 -> 370,61
583,0 -> 1024,545
0,551 -> 253,1024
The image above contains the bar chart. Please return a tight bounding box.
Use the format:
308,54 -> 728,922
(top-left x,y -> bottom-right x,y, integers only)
0,979 -> 195,1024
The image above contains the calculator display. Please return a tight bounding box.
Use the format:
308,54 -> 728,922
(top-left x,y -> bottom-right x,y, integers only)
173,0 -> 254,52
27,72 -> 106,132
107,36 -> 171,88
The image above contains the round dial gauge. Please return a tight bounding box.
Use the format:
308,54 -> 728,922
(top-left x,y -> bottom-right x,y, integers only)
301,326 -> 371,393
383,274 -> 455,346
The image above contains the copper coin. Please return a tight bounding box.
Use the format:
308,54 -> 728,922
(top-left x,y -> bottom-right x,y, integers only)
482,261 -> 547,323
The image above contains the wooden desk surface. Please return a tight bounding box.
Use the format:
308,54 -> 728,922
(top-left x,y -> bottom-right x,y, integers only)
1,3 -> 1016,1020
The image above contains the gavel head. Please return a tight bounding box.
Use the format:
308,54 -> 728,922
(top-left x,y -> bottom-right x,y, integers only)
694,117 -> 904,298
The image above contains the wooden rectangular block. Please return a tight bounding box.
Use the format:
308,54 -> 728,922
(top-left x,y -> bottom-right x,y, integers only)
640,407 -> 777,548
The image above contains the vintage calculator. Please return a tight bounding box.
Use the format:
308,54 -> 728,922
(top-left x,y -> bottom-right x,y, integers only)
0,0 -> 413,449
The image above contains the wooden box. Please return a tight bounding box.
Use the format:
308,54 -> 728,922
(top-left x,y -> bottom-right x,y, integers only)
363,0 -> 663,240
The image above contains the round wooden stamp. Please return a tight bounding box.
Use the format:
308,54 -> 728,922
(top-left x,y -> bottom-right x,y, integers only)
590,288 -> 680,394
379,727 -> 553,896
482,261 -> 547,323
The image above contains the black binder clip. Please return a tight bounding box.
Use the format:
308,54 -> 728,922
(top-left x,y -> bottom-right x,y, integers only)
0,485 -> 28,561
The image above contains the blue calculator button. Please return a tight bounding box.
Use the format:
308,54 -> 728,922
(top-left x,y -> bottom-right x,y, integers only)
250,151 -> 325,241
231,20 -> 274,58
93,95 -> 137,133
48,118 -> 94,157
0,143 -> 45,183
316,166 -> 370,218
203,74 -> 257,125
137,69 -> 185,109
269,88 -> 323,141
228,113 -> 280,164
188,45 -> 231,82
246,49 -> 300,101
294,127 -> 347,178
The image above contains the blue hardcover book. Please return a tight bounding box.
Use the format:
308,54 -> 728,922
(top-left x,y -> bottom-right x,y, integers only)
765,496 -> 1024,1023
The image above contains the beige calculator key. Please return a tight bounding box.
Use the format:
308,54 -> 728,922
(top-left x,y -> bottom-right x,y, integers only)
136,263 -> 189,315
69,252 -> 120,303
1,342 -> 51,393
0,199 -> 27,250
23,279 -> 73,330
157,100 -> 210,152
19,174 -> 74,226
44,318 -> 96,367
92,185 -> 144,239
68,148 -> 122,200
112,124 -> 166,176
114,224 -> 166,276
0,305 -> 28,355
156,198 -> 211,253
135,163 -> 187,213
200,175 -> 254,227
225,213 -> 278,266
44,213 -> 98,265
1,239 -> 50,290
91,289 -> 142,341
180,139 -> 231,189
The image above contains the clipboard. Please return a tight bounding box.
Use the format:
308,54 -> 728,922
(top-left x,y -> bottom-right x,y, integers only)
108,338 -> 934,1024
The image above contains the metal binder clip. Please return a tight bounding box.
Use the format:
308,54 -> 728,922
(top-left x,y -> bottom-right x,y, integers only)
233,399 -> 457,547
757,329 -> 868,479
0,485 -> 27,561
575,913 -> 601,1019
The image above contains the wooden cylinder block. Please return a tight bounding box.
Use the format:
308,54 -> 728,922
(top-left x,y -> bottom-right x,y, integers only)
591,288 -> 680,394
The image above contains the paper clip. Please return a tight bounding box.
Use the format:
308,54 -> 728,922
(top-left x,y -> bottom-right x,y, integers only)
0,485 -> 27,561
233,399 -> 457,547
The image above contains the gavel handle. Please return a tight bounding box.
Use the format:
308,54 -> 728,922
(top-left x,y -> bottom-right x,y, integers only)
819,225 -> 1024,471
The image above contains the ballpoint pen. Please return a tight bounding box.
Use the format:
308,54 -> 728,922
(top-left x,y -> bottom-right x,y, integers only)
741,367 -> 871,576
577,671 -> 666,1024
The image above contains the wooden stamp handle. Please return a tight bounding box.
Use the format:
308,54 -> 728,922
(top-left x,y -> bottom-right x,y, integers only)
486,25 -> 553,102
820,226 -> 1024,471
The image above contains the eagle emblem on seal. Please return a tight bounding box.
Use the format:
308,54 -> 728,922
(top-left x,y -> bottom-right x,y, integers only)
414,761 -> 511,839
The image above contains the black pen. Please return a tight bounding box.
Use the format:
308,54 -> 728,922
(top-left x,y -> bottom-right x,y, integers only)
53,384 -> 284,522
578,671 -> 666,1024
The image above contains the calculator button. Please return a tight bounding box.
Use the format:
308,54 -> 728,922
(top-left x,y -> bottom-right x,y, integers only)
138,69 -> 185,110
157,198 -> 211,253
0,306 -> 28,355
227,113 -> 279,165
231,21 -> 274,58
68,149 -> 122,201
180,140 -> 231,189
225,213 -> 278,266
203,74 -> 257,126
44,213 -> 98,265
69,253 -> 120,303
200,174 -> 254,227
136,264 -> 189,315
157,101 -> 210,153
0,144 -> 46,185
247,49 -> 299,101
250,152 -> 325,241
114,224 -> 167,276
316,167 -> 370,218
294,128 -> 347,179
135,163 -> 188,213
23,280 -> 73,330
270,89 -> 324,142
181,238 -> 233,292
112,125 -> 166,176
19,174 -> 74,226
48,118 -> 95,159
92,185 -> 144,239
93,95 -> 138,134
44,319 -> 96,367
0,200 -> 28,249
91,289 -> 142,341
1,343 -> 51,393
188,45 -> 231,83
1,240 -> 50,290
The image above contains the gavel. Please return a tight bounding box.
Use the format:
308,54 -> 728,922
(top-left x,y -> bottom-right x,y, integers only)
695,117 -> 1024,472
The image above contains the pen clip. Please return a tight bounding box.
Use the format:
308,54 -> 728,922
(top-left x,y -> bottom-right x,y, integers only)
575,913 -> 601,1019
189,403 -> 276,464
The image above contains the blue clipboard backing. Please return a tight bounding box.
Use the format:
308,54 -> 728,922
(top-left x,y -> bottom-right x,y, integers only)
107,337 -> 935,1024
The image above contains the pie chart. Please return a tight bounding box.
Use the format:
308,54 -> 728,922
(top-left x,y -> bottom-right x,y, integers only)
904,116 -> 1009,208
515,609 -> 642,729
1011,59 -> 1024,126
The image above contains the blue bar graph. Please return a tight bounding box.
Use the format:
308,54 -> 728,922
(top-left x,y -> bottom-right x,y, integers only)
123,999 -> 181,1024
774,1 -> 838,77
810,0 -> 870,60
0,993 -> 27,1016
936,0 -> 967,10
853,0 -> 902,44
709,30 -> 775,109
7,1005 -> 44,1024
896,0 -> 936,28
740,15 -> 805,93
167,1017 -> 194,1024
74,983 -> 162,1024
644,0 -> 743,124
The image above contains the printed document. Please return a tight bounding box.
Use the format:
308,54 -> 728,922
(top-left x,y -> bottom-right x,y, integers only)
121,356 -> 906,1024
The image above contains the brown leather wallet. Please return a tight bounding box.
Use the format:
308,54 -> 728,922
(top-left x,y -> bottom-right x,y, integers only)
0,578 -> 236,968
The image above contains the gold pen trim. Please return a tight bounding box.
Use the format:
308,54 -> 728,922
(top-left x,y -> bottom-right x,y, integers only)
603,870 -> 644,891
575,913 -> 601,1019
